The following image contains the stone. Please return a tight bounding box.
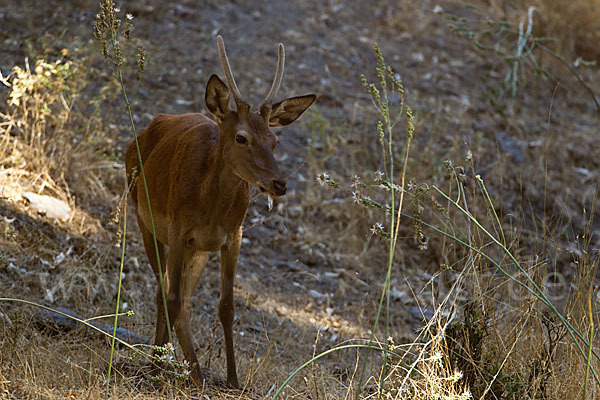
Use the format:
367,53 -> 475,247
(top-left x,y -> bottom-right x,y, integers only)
22,192 -> 71,221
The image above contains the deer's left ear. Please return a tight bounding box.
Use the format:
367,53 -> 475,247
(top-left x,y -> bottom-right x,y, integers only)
269,94 -> 316,128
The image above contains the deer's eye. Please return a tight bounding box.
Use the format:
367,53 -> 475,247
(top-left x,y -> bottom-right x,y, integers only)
235,134 -> 248,144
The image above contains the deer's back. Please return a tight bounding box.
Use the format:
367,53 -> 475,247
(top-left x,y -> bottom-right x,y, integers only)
125,113 -> 221,241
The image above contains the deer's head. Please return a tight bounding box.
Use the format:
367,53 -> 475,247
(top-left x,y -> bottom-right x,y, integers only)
205,36 -> 315,198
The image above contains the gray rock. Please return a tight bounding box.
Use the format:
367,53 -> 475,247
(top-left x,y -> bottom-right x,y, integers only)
22,192 -> 71,220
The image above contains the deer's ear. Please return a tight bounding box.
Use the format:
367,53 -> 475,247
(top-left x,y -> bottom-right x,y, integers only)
269,94 -> 316,128
205,74 -> 230,122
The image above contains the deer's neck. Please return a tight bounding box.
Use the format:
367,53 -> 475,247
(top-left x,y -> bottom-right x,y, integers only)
202,137 -> 246,214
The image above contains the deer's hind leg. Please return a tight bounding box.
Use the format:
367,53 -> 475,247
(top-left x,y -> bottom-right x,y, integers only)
136,215 -> 170,348
175,249 -> 209,384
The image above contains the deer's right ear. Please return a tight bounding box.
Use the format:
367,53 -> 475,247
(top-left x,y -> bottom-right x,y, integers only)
205,74 -> 230,122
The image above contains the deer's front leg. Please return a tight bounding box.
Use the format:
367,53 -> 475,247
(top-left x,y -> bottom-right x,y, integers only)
219,228 -> 242,388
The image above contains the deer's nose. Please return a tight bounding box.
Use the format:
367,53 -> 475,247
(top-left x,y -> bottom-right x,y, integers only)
272,179 -> 287,196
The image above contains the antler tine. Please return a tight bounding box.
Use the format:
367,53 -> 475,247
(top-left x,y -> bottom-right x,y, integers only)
262,43 -> 285,107
216,35 -> 245,106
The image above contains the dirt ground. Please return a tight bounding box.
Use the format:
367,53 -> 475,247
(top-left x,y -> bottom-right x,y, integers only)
1,0 -> 599,398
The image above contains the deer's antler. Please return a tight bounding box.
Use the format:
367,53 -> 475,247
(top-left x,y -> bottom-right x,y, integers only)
216,35 -> 246,110
262,43 -> 285,107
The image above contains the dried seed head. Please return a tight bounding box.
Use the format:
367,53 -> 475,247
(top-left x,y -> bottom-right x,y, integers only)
360,73 -> 368,88
123,18 -> 133,40
406,105 -> 414,139
377,120 -> 384,145
137,47 -> 146,80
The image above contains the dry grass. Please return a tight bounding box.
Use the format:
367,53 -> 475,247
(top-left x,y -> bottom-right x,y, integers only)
476,0 -> 600,63
1,0 -> 600,399
0,52 -> 122,206
522,0 -> 600,62
0,41 -> 370,399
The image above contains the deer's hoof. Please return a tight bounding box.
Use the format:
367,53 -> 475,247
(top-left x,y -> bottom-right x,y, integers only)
190,367 -> 211,387
212,376 -> 240,390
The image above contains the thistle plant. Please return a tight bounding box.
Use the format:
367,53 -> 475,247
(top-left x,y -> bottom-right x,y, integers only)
94,0 -> 144,73
94,1 -> 170,396
357,44 -> 415,398
315,43 -> 416,398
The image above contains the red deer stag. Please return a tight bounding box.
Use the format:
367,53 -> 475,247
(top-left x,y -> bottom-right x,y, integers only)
125,35 -> 315,387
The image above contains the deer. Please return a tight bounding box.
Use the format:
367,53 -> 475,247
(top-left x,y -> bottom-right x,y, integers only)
125,35 -> 315,388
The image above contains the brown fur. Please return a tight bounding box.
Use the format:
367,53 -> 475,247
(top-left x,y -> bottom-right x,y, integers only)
125,38 -> 315,388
